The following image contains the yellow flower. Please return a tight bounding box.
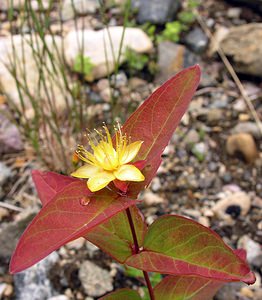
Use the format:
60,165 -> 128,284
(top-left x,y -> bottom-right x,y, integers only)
71,124 -> 145,192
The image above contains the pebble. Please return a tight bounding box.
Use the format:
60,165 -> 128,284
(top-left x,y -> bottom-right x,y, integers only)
207,108 -> 224,124
183,129 -> 200,145
150,177 -> 162,192
226,133 -> 258,163
143,191 -> 166,206
0,207 -> 9,221
79,260 -> 113,297
212,191 -> 251,221
238,235 -> 262,267
0,162 -> 12,186
48,296 -> 69,300
14,252 -> 59,300
184,27 -> 209,54
232,122 -> 261,139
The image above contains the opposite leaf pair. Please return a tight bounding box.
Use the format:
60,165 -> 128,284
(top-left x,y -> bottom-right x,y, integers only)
9,66 -> 255,299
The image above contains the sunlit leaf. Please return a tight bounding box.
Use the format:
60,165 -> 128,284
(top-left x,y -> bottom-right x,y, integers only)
99,288 -> 142,300
154,275 -> 225,300
126,215 -> 255,284
122,65 -> 201,196
10,181 -> 137,273
85,206 -> 147,263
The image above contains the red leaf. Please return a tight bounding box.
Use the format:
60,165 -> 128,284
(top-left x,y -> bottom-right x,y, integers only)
99,288 -> 142,300
32,170 -> 80,206
126,215 -> 255,284
121,65 -> 201,196
9,181 -> 137,273
154,275 -> 225,300
85,206 -> 147,263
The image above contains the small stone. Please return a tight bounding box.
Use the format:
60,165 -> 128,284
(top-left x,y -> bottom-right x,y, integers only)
192,142 -> 207,162
207,108 -> 224,124
227,7 -> 242,19
156,41 -> 198,84
85,241 -> 99,258
254,289 -> 262,300
48,296 -> 69,300
184,27 -> 209,54
0,114 -> 23,154
66,237 -> 85,250
198,216 -> 210,227
232,122 -> 261,139
143,191 -> 166,206
110,72 -> 127,88
3,284 -> 13,297
215,282 -> 244,300
135,0 -> 181,24
226,133 -> 258,163
14,252 -> 59,300
238,235 -> 262,267
183,129 -> 200,145
79,261 -> 113,297
150,177 -> 161,192
62,0 -> 98,20
129,77 -> 147,90
212,191 -> 251,221
0,207 -> 9,220
240,287 -> 254,298
0,162 -> 12,186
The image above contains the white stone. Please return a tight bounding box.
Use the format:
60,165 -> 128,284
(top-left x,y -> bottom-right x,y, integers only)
0,35 -> 72,119
64,27 -> 153,80
62,0 -> 99,20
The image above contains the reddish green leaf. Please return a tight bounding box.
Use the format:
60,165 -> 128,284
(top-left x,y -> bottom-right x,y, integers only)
99,288 -> 142,300
122,65 -> 201,196
32,170 -> 80,206
9,181 -> 137,273
85,206 -> 147,263
154,275 -> 225,300
126,215 -> 255,284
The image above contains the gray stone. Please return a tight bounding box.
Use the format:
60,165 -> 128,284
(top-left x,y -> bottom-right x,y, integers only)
135,0 -> 181,24
0,208 -> 37,261
207,108 -> 224,124
156,41 -> 198,84
79,260 -> 113,297
14,252 -> 59,300
0,113 -> 23,155
183,129 -> 200,145
184,27 -> 209,54
64,27 -> 153,80
232,122 -> 261,139
215,282 -> 244,300
48,296 -> 69,300
238,235 -> 262,267
221,23 -> 262,77
0,162 -> 12,186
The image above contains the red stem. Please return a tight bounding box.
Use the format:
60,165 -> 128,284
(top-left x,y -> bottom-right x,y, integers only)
126,207 -> 155,300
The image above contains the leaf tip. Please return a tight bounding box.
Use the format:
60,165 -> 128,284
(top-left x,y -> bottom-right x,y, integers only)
242,271 -> 256,285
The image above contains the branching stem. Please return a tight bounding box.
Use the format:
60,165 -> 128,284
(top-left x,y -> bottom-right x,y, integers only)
126,207 -> 155,300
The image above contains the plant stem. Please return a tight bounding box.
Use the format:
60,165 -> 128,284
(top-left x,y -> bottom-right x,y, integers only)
126,207 -> 155,300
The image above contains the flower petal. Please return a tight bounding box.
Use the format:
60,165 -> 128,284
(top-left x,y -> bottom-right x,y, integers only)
71,165 -> 101,178
87,171 -> 115,192
114,164 -> 145,182
120,141 -> 143,164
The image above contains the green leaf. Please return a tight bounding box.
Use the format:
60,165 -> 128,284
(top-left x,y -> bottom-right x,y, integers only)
154,275 -> 224,300
85,206 -> 147,263
126,215 -> 255,284
99,288 -> 142,300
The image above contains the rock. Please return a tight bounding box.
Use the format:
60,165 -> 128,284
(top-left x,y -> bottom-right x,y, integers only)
254,289 -> 262,300
48,296 -> 69,300
0,35 -> 71,119
192,142 -> 207,161
212,191 -> 251,221
62,0 -> 99,21
0,113 -> 23,154
129,77 -> 147,90
183,129 -> 200,145
0,283 -> 7,298
79,261 -> 113,297
0,0 -> 49,10
135,0 -> 181,24
0,207 -> 9,221
143,191 -> 166,206
156,41 -> 198,84
232,122 -> 261,139
221,23 -> 262,77
227,7 -> 242,19
238,235 -> 262,267
207,108 -> 224,124
184,27 -> 209,54
0,162 -> 12,186
0,208 -> 37,261
209,25 -> 229,55
215,282 -> 244,300
226,133 -> 258,163
64,27 -> 153,80
14,252 -> 59,300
